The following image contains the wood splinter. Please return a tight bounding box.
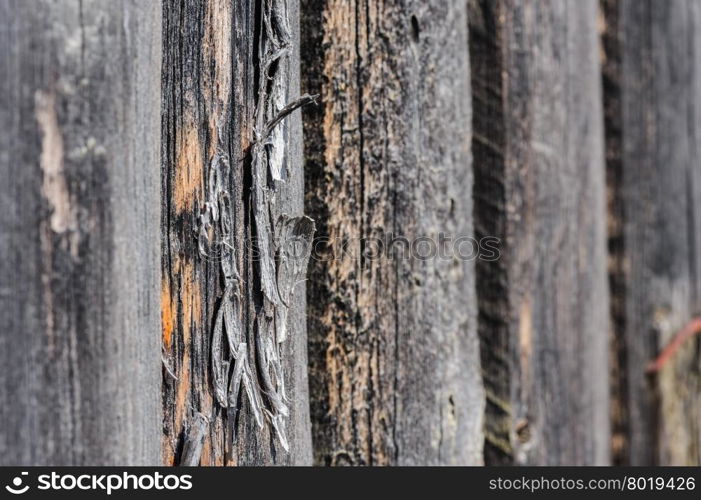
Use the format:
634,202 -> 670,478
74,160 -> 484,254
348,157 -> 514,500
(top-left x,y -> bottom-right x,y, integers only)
179,413 -> 209,466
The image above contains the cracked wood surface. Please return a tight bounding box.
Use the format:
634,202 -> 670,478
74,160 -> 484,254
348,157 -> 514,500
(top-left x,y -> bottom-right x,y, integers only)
302,0 -> 484,465
602,0 -> 701,466
7,0 -> 701,469
469,0 -> 610,465
0,0 -> 162,465
161,0 -> 313,465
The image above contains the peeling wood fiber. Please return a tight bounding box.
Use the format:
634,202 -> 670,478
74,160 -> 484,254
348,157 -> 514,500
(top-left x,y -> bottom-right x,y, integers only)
469,0 -> 610,465
601,0 -> 701,466
0,0 -> 162,465
302,0 -> 484,465
161,0 -> 313,465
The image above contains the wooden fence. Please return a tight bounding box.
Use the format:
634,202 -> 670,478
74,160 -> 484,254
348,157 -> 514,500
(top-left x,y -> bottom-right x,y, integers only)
1,0 -> 699,465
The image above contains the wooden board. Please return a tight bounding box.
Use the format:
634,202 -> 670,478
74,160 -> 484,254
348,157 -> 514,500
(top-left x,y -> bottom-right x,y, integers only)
161,0 -> 313,465
602,0 -> 701,465
469,0 -> 610,465
302,0 -> 484,465
0,0 -> 162,465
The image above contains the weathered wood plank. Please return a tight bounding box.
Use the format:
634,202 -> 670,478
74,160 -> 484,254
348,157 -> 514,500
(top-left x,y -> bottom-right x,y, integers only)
161,0 -> 313,465
0,0 -> 162,465
302,0 -> 484,465
602,0 -> 701,465
469,0 -> 610,465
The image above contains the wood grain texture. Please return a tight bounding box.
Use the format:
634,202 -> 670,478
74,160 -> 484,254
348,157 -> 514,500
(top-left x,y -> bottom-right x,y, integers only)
161,0 -> 313,465
301,0 -> 484,465
469,0 -> 610,465
0,0 -> 162,465
602,0 -> 701,465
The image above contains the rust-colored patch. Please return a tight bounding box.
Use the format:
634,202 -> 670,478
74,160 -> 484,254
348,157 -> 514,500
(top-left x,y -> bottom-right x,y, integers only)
161,278 -> 174,350
167,258 -> 203,463
174,126 -> 204,212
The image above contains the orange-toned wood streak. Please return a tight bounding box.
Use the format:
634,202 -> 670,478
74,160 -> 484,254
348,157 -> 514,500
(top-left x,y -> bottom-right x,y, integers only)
161,0 -> 232,466
162,0 -> 312,465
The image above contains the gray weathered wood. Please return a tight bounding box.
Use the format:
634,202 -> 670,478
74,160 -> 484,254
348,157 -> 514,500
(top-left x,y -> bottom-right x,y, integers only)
469,0 -> 610,465
302,0 -> 484,465
161,0 -> 313,465
0,0 -> 162,465
602,0 -> 701,465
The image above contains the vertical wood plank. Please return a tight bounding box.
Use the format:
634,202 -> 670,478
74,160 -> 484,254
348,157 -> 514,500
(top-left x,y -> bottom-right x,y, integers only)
469,0 -> 610,465
0,0 -> 162,465
161,0 -> 313,465
602,0 -> 701,465
302,0 -> 484,465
